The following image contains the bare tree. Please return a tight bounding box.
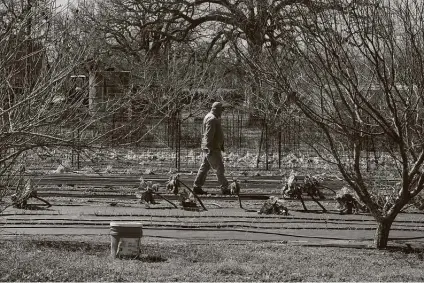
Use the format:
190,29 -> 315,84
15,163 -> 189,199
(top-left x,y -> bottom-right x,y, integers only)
72,0 -> 237,119
0,0 -> 140,211
257,0 -> 424,249
74,0 -> 351,109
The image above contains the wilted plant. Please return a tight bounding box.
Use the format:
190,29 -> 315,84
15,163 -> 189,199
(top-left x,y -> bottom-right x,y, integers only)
259,196 -> 289,215
166,174 -> 180,195
4,165 -> 51,210
229,179 -> 241,195
136,177 -> 160,206
178,189 -> 197,209
281,171 -> 327,212
11,179 -> 51,209
104,165 -> 113,174
335,187 -> 367,215
222,179 -> 241,195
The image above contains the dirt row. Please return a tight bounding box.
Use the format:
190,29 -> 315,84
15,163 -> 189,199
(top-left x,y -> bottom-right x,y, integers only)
1,173 -> 422,248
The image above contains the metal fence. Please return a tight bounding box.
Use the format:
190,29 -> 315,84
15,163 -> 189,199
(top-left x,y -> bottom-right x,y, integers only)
23,106 -> 386,173
95,109 -> 312,171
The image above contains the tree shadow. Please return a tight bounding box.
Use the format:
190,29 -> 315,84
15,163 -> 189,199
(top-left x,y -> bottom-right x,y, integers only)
118,254 -> 167,262
294,209 -> 328,214
386,244 -> 424,257
145,206 -> 176,210
18,204 -> 53,211
31,240 -> 108,253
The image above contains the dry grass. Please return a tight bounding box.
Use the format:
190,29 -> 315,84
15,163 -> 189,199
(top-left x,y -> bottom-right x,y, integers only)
1,236 -> 424,282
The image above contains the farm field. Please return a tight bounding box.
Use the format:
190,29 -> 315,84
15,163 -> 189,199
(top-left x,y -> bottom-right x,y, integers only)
2,172 -> 424,245
2,148 -> 424,281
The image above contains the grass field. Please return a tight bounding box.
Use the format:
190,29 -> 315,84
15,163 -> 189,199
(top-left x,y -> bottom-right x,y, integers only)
1,236 -> 424,282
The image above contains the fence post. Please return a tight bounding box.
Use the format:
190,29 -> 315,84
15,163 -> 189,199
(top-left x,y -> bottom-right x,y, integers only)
238,110 -> 242,152
256,118 -> 263,169
297,116 -> 301,152
71,127 -> 81,170
77,128 -> 80,169
71,131 -> 75,167
278,129 -> 282,169
175,110 -> 181,171
265,117 -> 269,171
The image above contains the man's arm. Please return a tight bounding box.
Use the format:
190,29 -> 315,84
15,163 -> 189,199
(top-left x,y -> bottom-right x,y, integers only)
203,117 -> 216,153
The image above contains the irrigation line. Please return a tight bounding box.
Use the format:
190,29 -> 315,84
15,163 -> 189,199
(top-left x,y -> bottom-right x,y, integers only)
3,218 -> 420,228
0,232 -> 373,243
0,226 -> 376,241
0,218 -> 375,226
5,209 -> 424,227
31,175 -> 302,188
89,212 -> 413,223
2,217 -> 380,224
0,221 -> 377,229
390,235 -> 424,240
3,227 -> 424,242
37,191 -> 275,201
6,210 -> 424,225
3,221 -> 424,232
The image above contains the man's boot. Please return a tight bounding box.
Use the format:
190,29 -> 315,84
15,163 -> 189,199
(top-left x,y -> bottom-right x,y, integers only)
220,185 -> 230,195
193,186 -> 208,195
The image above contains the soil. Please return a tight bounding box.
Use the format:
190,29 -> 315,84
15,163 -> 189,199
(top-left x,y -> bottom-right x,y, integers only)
1,148 -> 421,249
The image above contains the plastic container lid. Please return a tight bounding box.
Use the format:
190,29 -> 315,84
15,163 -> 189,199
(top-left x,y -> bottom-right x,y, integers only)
110,221 -> 143,227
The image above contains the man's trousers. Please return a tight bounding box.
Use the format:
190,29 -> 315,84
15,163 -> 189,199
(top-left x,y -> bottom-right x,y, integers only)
193,149 -> 228,189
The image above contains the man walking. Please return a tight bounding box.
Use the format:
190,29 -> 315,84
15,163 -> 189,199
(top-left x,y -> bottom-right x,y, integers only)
193,101 -> 229,195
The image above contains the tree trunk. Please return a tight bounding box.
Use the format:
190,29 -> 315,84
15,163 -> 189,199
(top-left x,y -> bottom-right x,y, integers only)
374,219 -> 394,249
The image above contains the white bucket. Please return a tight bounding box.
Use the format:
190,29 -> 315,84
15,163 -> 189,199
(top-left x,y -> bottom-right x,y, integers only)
110,221 -> 143,258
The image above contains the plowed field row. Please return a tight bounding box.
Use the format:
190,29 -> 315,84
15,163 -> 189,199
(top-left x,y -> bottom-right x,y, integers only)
3,173 -> 420,245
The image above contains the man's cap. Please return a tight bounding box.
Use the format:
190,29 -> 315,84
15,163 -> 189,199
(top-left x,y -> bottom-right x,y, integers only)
211,101 -> 230,110
211,101 -> 223,109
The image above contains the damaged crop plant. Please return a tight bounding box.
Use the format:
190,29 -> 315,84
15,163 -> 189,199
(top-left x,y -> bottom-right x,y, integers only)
253,0 -> 424,249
